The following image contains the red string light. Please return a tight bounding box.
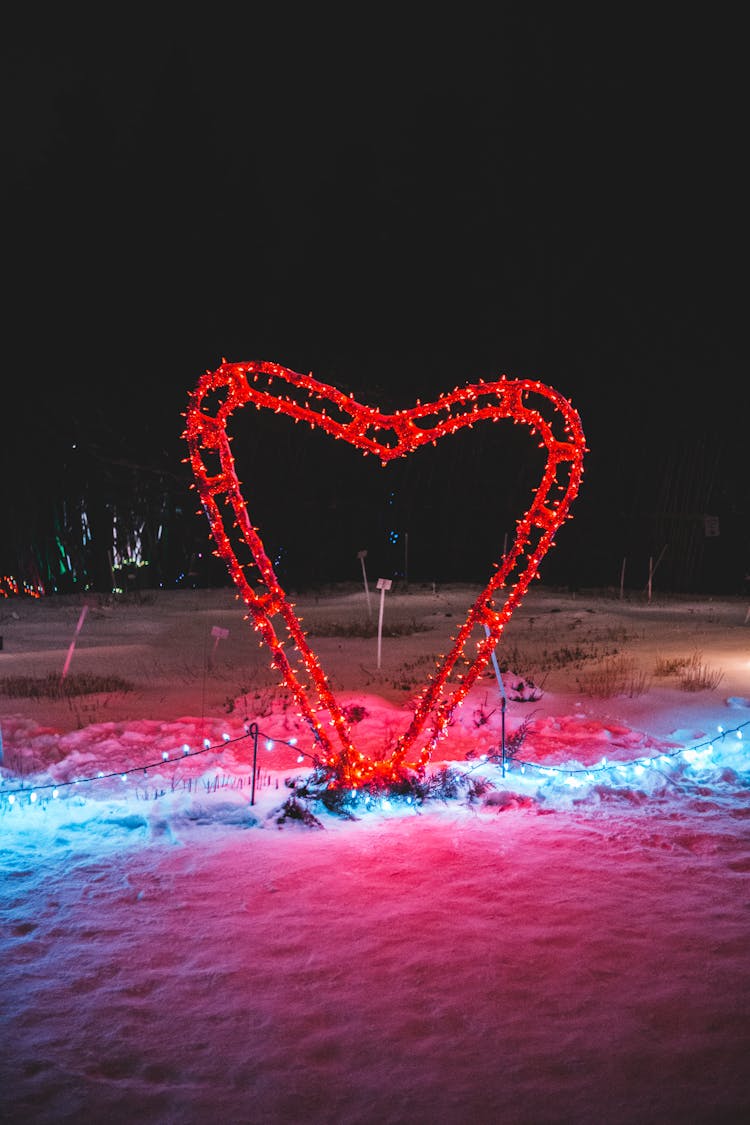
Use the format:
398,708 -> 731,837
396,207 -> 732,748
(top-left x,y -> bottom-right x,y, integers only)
1,575 -> 44,598
184,360 -> 586,789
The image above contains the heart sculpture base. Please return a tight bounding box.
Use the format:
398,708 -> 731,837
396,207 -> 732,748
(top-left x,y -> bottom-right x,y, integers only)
184,361 -> 586,789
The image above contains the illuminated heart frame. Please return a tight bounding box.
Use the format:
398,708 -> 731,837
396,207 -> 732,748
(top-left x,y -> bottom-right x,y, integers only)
184,361 -> 586,788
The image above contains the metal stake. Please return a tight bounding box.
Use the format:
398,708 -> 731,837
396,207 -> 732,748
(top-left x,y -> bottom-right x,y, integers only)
248,721 -> 259,805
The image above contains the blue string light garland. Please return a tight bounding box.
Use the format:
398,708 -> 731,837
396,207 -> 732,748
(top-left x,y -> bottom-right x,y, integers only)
0,718 -> 747,813
0,726 -> 311,809
487,718 -> 748,783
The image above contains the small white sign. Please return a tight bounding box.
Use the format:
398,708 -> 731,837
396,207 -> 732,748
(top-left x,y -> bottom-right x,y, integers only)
376,578 -> 392,591
209,624 -> 230,667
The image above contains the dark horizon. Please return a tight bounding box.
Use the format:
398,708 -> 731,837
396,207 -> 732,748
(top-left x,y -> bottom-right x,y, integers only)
2,13 -> 746,596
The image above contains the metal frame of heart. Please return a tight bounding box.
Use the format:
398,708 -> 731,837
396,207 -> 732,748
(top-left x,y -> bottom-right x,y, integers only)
184,360 -> 586,789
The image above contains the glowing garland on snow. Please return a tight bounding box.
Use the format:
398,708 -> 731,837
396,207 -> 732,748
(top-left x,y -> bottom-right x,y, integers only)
481,718 -> 748,786
183,360 -> 587,789
0,720 -> 746,813
0,727 -> 307,809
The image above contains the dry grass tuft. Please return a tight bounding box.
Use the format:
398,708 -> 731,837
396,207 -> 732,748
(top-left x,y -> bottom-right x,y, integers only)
653,650 -> 724,691
0,672 -> 134,700
677,651 -> 724,692
576,655 -> 651,699
306,618 -> 431,639
653,654 -> 690,677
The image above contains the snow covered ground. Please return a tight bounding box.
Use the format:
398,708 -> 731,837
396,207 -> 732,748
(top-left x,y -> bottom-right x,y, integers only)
1,583 -> 749,1123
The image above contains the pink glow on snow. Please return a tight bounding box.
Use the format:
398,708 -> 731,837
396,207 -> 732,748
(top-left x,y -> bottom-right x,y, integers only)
1,586 -> 749,1123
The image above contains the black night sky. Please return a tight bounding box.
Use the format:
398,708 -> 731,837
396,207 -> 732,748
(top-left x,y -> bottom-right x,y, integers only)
2,12 -> 746,595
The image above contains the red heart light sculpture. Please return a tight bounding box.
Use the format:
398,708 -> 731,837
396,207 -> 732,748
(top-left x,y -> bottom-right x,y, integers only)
184,361 -> 586,789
